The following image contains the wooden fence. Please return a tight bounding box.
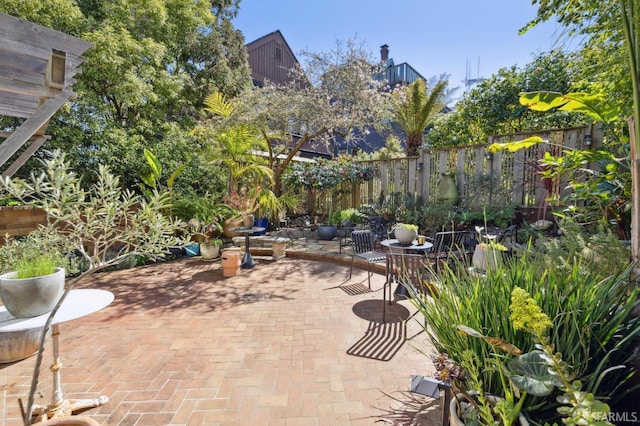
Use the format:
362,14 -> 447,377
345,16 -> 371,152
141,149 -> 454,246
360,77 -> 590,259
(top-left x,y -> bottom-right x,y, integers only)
327,124 -> 602,213
0,206 -> 47,243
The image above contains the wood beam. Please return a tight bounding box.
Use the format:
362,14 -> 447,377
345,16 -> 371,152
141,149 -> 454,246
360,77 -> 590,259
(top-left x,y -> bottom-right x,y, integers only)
0,14 -> 93,57
0,77 -> 66,98
0,90 -> 72,171
2,135 -> 49,177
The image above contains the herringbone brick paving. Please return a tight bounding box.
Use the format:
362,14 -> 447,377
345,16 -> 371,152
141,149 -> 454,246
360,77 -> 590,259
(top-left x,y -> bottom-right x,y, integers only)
1,254 -> 438,425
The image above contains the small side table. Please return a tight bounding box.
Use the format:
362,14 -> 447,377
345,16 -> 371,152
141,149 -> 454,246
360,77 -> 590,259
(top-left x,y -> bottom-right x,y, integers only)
380,239 -> 433,253
0,289 -> 114,422
229,226 -> 266,268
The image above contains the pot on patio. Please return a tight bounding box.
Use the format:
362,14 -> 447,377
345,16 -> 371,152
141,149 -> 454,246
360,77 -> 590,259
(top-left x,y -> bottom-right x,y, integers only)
472,245 -> 504,272
449,392 -> 529,425
0,327 -> 49,363
184,243 -> 200,257
317,225 -> 338,240
393,224 -> 418,246
38,416 -> 100,425
200,239 -> 223,260
221,248 -> 242,277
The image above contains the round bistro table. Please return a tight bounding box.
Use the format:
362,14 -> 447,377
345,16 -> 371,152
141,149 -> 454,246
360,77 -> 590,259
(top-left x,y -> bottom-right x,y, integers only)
380,238 -> 433,253
0,289 -> 114,421
229,226 -> 266,268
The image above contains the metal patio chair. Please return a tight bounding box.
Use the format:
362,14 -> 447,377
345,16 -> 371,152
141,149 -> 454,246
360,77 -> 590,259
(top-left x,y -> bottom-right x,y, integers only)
425,230 -> 472,270
383,252 -> 425,323
349,229 -> 386,289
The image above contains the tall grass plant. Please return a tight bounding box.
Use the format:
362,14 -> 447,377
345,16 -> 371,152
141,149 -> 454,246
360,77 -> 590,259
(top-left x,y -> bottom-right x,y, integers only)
412,250 -> 640,423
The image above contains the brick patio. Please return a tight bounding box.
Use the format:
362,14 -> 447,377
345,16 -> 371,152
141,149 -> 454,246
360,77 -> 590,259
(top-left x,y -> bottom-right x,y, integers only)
1,249 -> 440,425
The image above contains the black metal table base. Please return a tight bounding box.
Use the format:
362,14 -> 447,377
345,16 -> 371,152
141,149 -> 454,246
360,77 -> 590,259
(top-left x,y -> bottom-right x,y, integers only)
241,251 -> 256,269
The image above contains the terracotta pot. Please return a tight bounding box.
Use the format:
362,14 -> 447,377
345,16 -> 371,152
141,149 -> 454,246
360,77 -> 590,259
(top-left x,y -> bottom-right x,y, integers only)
221,248 -> 242,277
38,416 -> 100,425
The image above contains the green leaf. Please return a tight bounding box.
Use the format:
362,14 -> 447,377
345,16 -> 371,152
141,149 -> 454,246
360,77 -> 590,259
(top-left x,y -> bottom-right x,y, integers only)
509,350 -> 555,396
455,324 -> 485,338
203,91 -> 235,117
167,164 -> 186,188
140,173 -> 156,188
519,91 -> 621,123
519,91 -> 569,111
143,148 -> 162,179
488,136 -> 545,153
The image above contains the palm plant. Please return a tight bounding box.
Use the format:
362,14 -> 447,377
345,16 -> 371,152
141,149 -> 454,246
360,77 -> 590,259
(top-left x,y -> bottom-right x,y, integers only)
195,91 -> 274,194
393,78 -> 447,157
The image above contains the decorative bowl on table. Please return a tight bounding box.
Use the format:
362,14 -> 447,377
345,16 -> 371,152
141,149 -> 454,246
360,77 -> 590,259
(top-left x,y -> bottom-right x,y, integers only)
393,224 -> 418,246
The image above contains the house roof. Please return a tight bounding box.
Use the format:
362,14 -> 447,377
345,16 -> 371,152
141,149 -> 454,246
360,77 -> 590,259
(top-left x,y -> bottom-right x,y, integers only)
0,13 -> 93,177
245,30 -> 303,87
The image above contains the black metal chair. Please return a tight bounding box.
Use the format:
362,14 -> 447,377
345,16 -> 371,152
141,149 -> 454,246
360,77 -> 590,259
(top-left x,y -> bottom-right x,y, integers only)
425,230 -> 471,270
384,253 -> 425,323
384,252 -> 439,339
338,221 -> 354,254
367,216 -> 389,243
349,229 -> 386,289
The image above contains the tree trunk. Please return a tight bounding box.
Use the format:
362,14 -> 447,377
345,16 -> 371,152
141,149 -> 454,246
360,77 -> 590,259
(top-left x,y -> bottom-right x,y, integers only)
406,133 -> 423,157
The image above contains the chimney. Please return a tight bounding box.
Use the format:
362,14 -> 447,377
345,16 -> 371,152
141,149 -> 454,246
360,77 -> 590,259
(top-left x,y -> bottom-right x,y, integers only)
380,44 -> 389,62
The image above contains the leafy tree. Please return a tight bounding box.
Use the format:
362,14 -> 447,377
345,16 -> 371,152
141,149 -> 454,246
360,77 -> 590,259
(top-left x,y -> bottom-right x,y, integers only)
0,0 -> 251,193
392,78 -> 447,156
523,0 -> 640,265
356,135 -> 406,160
194,92 -> 273,194
233,39 -> 392,196
428,51 -> 583,148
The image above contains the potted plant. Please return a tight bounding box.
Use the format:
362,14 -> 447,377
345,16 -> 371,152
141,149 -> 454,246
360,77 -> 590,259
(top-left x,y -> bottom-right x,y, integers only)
0,150 -> 185,424
336,208 -> 366,227
432,352 -> 532,426
471,226 -> 508,272
223,186 -> 262,233
407,228 -> 639,425
0,229 -> 78,363
443,287 -> 615,425
317,203 -> 338,240
392,223 -> 418,245
200,238 -> 223,260
187,218 -> 223,259
0,251 -> 65,319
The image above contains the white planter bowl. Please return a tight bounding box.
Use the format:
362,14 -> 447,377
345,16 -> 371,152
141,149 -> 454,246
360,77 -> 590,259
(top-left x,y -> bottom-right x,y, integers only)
0,327 -> 50,363
394,227 -> 417,245
0,267 -> 65,318
472,245 -> 504,272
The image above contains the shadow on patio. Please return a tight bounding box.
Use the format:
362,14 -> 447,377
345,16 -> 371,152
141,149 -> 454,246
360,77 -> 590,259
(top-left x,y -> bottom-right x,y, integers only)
1,256 -> 438,425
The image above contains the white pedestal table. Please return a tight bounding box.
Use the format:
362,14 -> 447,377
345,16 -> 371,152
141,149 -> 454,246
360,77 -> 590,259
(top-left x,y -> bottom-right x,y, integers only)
0,289 -> 114,421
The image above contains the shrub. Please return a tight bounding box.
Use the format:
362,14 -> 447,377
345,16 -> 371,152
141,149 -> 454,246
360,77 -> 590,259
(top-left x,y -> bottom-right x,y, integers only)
0,228 -> 80,277
420,203 -> 456,233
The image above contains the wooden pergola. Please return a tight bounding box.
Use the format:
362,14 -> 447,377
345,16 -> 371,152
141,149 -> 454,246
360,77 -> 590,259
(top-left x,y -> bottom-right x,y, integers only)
0,13 -> 93,177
